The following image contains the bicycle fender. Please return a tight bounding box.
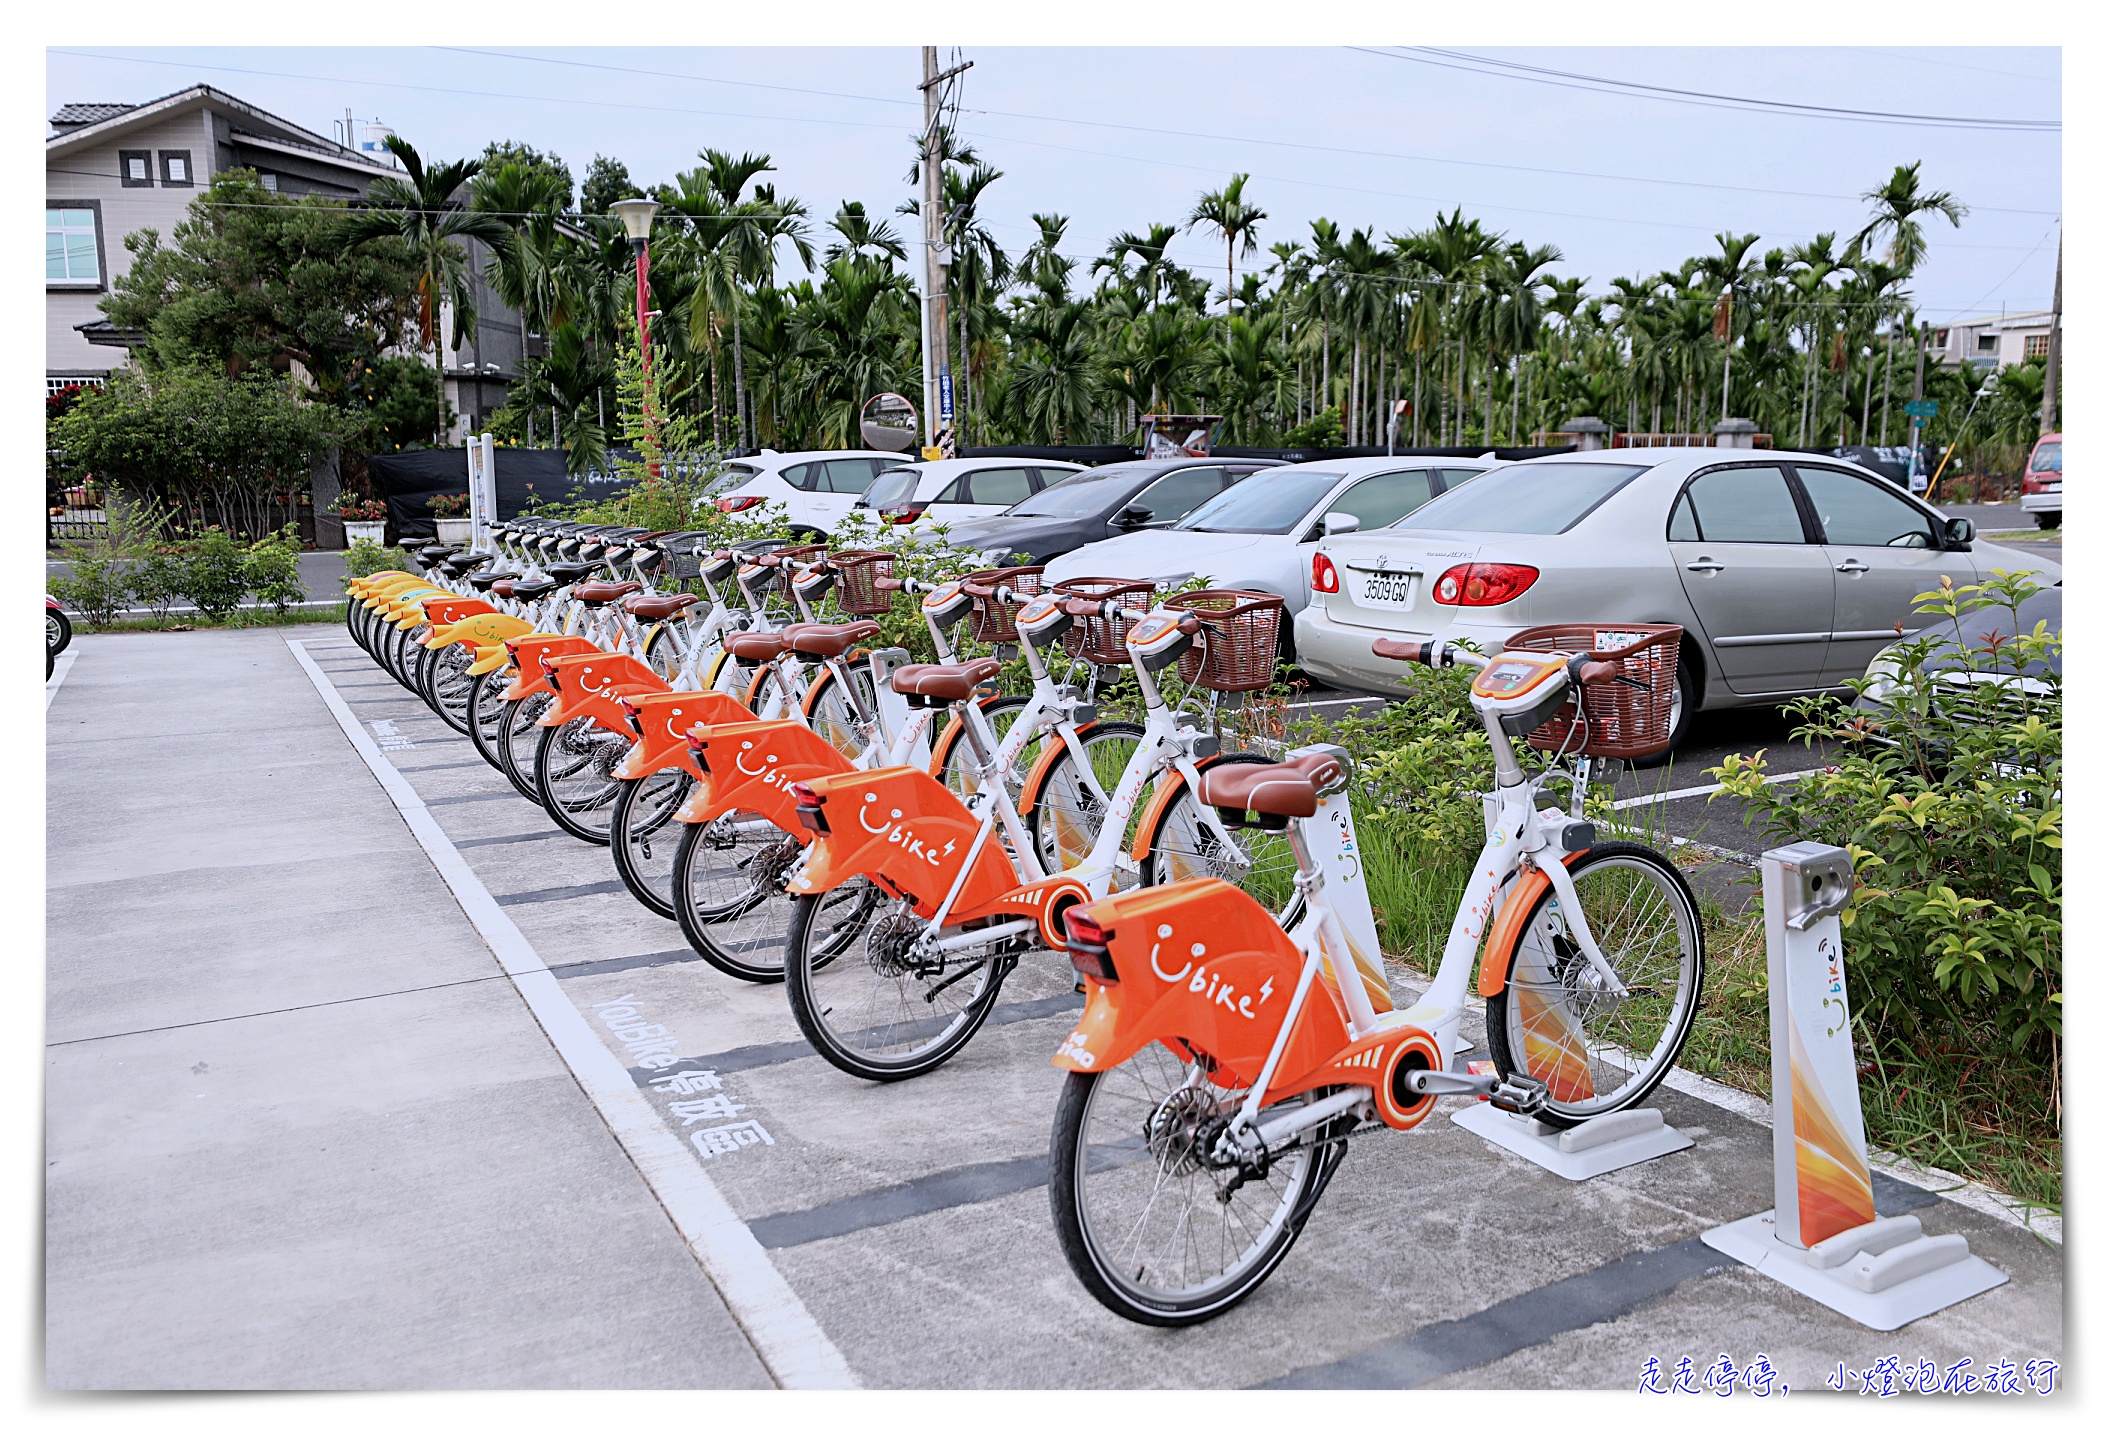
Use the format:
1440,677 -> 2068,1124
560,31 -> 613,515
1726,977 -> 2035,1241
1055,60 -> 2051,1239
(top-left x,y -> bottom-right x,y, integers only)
1051,878 -> 1343,1089
786,765 -> 1018,916
500,635 -> 598,701
678,719 -> 849,838
1476,852 -> 1586,998
612,690 -> 753,781
1128,751 -> 1236,862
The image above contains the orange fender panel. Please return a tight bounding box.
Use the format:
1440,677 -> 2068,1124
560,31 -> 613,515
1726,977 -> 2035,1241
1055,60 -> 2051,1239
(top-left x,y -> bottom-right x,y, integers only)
1271,1024 -> 1441,1129
1050,879 -> 1345,1091
1476,853 -> 1585,998
611,690 -> 753,781
539,652 -> 666,731
501,635 -> 600,701
421,596 -> 495,629
787,765 -> 1018,914
678,719 -> 854,838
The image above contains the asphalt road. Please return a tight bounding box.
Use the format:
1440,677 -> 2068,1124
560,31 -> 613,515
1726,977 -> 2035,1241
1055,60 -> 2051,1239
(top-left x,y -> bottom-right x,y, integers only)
43,624 -> 2057,1389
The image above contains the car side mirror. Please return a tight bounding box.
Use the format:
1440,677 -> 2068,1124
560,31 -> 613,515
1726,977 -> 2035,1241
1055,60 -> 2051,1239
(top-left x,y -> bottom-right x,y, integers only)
1322,512 -> 1360,537
1114,504 -> 1153,528
1943,516 -> 1975,550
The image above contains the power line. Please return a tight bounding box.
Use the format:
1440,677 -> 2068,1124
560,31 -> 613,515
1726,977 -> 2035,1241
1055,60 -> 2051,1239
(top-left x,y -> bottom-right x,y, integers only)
429,45 -> 2063,218
1358,47 -> 2059,132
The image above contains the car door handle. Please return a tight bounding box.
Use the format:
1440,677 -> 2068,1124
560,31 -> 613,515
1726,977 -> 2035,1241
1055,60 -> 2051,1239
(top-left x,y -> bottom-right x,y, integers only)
1685,558 -> 1726,573
1835,558 -> 1871,574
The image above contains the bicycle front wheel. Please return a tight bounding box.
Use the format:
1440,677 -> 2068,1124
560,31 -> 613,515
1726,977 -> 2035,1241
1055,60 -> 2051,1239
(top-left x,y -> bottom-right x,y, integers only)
671,812 -> 809,982
421,642 -> 478,735
1484,841 -> 1705,1127
1138,753 -> 1304,921
1024,721 -> 1145,875
496,691 -> 554,802
467,670 -> 511,772
782,894 -> 1016,1081
1049,1044 -> 1344,1326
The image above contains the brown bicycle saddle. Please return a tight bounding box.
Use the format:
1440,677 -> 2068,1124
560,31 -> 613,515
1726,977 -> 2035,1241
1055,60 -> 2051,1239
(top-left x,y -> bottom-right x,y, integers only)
889,657 -> 1003,702
1196,750 -> 1344,819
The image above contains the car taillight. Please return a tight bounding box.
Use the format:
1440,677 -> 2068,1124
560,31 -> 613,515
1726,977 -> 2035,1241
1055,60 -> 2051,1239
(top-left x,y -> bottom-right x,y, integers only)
2022,475 -> 2046,495
790,781 -> 829,833
1063,910 -> 1117,981
1432,563 -> 1539,607
1311,552 -> 1340,593
714,495 -> 765,513
882,506 -> 927,526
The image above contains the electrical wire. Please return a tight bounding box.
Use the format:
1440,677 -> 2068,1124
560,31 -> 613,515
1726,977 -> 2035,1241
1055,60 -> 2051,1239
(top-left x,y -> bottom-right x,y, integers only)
1358,47 -> 2060,132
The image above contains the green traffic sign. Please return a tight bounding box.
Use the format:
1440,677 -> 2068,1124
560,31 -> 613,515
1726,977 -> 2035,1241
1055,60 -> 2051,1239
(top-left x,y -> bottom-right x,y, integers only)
1904,400 -> 1939,418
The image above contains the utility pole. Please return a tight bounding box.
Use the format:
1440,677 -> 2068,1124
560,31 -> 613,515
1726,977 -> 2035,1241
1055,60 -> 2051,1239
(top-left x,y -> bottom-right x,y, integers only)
2039,235 -> 2062,435
918,48 -> 969,459
1907,309 -> 1928,488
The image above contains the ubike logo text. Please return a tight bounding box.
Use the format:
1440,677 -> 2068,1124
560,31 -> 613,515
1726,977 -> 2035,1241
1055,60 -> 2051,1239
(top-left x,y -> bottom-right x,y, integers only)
732,739 -> 800,792
1148,921 -> 1275,1020
858,792 -> 959,868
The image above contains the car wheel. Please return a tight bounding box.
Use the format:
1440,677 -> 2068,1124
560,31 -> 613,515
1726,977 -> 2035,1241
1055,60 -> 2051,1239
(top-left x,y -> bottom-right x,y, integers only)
2035,512 -> 2060,531
1631,647 -> 1699,769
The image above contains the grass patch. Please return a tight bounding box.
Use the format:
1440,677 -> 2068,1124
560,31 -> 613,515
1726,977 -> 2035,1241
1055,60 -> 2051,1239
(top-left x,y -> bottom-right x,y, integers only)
1680,901 -> 2061,1212
78,604 -> 342,635
1980,529 -> 2058,542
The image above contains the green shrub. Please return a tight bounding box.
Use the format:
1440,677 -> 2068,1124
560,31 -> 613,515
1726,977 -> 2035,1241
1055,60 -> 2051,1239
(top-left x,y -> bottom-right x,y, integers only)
49,545 -> 135,627
343,537 -> 414,583
240,525 -> 307,613
168,528 -> 252,620
1711,569 -> 2061,1060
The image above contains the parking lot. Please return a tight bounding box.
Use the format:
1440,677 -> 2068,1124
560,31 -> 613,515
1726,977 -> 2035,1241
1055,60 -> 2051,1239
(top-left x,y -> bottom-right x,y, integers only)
45,623 -> 2062,1390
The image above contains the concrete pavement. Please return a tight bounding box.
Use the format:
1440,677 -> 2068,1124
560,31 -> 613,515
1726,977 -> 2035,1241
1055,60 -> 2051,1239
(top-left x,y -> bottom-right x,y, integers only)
179,621 -> 2056,1391
45,625 -> 775,1389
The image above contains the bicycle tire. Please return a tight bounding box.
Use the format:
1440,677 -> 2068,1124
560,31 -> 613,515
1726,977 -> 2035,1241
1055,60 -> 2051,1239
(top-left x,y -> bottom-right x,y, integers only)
610,770 -> 693,919
1022,721 -> 1147,875
780,891 -> 1013,1081
1138,753 -> 1305,922
534,717 -> 627,845
1048,1051 -> 1344,1326
420,641 -> 477,736
467,669 -> 511,772
670,813 -> 804,982
937,696 -> 1031,804
1483,840 -> 1705,1128
496,690 -> 554,802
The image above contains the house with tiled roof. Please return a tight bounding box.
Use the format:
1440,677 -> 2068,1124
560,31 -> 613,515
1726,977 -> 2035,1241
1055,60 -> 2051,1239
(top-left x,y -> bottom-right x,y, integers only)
46,84 -> 525,437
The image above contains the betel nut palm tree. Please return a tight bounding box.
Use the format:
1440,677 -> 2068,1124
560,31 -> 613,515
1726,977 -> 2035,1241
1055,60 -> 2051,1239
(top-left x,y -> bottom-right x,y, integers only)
341,135 -> 510,444
1187,173 -> 1267,318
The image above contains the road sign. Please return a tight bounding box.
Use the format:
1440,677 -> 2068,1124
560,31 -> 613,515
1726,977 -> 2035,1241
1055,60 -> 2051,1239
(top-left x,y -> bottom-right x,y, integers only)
1904,400 -> 1938,418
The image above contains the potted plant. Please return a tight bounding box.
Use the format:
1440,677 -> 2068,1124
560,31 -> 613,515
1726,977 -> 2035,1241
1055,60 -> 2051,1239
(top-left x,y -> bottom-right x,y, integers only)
338,495 -> 389,544
426,491 -> 473,544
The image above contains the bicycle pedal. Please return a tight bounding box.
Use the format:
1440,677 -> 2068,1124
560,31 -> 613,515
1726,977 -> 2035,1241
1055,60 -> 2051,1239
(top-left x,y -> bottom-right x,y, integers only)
1488,1074 -> 1549,1116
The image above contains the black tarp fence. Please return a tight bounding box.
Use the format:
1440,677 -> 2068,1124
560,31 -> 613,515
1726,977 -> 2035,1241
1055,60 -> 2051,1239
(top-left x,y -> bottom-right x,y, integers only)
367,448 -> 640,541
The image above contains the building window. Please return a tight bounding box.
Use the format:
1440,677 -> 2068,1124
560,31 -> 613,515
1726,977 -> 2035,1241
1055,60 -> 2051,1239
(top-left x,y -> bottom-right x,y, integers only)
2025,333 -> 2051,360
118,149 -> 152,186
258,172 -> 278,192
47,375 -> 107,398
159,150 -> 193,186
1976,333 -> 2000,353
1930,328 -> 1949,349
46,205 -> 102,286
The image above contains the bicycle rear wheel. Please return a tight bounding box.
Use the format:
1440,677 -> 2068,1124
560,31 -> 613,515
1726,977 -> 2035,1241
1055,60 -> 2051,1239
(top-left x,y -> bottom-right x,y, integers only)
1049,1045 -> 1345,1326
671,812 -> 810,982
1023,722 -> 1145,875
467,670 -> 511,771
420,642 -> 477,735
610,770 -> 693,918
781,893 -> 1015,1081
534,718 -> 628,844
1484,841 -> 1704,1127
496,691 -> 553,802
1138,753 -> 1303,921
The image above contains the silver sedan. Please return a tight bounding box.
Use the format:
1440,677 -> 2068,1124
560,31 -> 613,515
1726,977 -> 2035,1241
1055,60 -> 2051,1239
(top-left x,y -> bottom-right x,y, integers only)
1294,448 -> 2061,754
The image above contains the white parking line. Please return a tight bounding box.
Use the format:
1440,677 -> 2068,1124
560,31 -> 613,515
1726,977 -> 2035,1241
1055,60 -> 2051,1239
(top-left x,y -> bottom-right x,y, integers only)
46,650 -> 78,708
286,638 -> 857,1389
1609,768 -> 1813,810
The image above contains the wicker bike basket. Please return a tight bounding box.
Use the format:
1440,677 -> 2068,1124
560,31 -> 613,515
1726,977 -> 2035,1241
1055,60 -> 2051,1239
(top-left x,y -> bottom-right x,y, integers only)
1501,623 -> 1684,760
1165,589 -> 1286,692
830,550 -> 899,615
1050,578 -> 1158,665
960,566 -> 1046,645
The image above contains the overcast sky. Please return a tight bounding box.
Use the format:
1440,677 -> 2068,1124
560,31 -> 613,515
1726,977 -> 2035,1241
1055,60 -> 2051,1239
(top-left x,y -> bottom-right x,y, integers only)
46,45 -> 2062,321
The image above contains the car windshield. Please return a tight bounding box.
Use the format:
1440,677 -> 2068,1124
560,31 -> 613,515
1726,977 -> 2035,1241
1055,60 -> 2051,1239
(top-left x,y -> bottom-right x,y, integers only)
2031,442 -> 2062,473
1177,470 -> 1344,534
1393,462 -> 1649,535
1005,464 -> 1155,517
859,468 -> 922,508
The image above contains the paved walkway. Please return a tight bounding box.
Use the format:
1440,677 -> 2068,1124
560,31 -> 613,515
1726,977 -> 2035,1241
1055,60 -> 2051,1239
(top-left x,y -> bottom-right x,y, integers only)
45,623 -> 2063,1391
45,625 -> 777,1389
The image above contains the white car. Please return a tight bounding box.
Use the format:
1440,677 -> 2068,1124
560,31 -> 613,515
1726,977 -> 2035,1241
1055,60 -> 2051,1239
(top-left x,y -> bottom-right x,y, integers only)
709,450 -> 916,537
853,457 -> 1086,538
1042,458 -> 1490,655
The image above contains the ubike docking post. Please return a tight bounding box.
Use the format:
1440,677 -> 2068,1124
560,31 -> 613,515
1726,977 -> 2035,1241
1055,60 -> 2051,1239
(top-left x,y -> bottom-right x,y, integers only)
1701,842 -> 2007,1331
1452,1100 -> 1694,1182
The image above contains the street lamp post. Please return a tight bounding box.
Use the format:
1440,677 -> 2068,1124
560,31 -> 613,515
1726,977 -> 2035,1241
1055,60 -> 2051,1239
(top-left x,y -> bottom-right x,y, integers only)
610,197 -> 662,467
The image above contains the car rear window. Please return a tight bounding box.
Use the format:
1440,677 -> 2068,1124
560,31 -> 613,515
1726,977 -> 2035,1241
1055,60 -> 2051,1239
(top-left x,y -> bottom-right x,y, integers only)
1393,462 -> 1649,535
1007,466 -> 1154,517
